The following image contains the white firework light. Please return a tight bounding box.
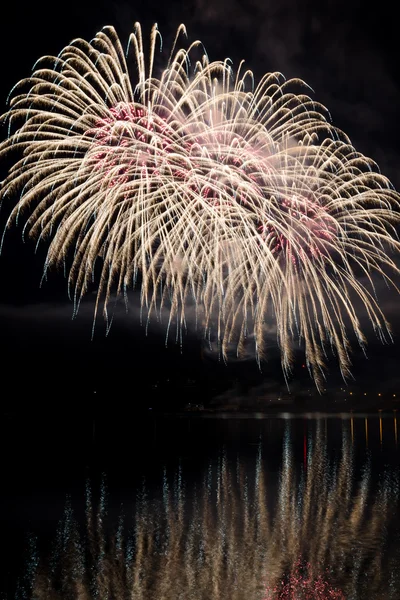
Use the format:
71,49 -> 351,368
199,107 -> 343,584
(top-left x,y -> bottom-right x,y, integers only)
1,23 -> 399,387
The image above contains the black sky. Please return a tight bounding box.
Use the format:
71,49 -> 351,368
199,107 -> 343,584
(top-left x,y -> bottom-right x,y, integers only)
0,0 -> 399,403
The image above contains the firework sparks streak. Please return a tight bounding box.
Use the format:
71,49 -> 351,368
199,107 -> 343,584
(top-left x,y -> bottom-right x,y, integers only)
1,23 -> 399,386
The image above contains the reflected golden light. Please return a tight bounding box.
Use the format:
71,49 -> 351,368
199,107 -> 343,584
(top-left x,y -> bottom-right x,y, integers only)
25,422 -> 399,600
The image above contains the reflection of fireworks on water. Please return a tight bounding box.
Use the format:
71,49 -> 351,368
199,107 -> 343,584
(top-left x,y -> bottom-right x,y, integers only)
20,421 -> 398,600
263,561 -> 345,599
1,24 -> 400,386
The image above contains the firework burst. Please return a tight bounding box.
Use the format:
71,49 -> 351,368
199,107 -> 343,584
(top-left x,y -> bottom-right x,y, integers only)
1,23 -> 399,386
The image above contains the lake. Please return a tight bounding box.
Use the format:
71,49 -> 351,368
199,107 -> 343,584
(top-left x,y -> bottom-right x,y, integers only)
1,411 -> 399,599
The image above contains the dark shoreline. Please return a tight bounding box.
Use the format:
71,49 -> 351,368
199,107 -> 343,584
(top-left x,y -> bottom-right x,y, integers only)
2,397 -> 399,421
159,408 -> 398,418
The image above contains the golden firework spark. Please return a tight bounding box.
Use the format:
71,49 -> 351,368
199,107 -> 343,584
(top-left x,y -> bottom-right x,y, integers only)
1,23 -> 399,386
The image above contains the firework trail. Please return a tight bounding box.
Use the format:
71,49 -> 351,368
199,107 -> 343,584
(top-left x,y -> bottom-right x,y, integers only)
1,23 -> 399,385
27,421 -> 399,600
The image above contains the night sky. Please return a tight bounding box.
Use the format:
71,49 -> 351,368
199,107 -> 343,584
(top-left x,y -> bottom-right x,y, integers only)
0,0 -> 399,405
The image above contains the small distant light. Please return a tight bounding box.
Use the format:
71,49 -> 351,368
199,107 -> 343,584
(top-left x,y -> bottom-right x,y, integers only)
364,393 -> 367,396
393,394 -> 396,398
378,393 -> 382,397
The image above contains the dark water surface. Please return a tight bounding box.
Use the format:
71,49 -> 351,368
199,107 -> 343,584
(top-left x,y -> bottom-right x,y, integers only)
1,411 -> 399,599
